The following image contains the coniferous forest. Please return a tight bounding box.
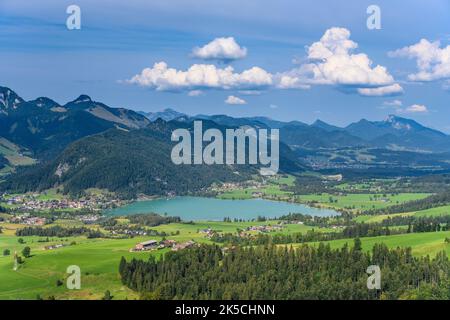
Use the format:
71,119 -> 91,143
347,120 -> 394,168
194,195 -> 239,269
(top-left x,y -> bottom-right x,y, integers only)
119,241 -> 450,300
1,0 -> 450,306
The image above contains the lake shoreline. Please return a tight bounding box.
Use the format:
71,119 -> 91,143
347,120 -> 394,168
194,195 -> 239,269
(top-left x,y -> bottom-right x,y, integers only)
104,196 -> 340,221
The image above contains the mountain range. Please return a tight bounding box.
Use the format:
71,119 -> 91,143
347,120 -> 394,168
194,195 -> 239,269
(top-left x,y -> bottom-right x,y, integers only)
2,118 -> 304,198
1,121 -> 252,198
0,86 -> 149,160
138,109 -> 186,122
140,109 -> 450,153
2,85 -> 450,197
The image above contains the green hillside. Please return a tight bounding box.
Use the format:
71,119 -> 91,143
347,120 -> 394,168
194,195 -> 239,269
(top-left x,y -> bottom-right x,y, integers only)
355,205 -> 450,223
0,87 -> 150,160
0,219 -> 318,300
0,137 -> 35,175
1,124 -> 256,198
1,118 -> 306,198
1,223 -> 448,300
303,231 -> 450,257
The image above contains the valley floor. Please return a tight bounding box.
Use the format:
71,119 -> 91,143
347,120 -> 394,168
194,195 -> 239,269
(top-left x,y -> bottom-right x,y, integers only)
1,176 -> 450,300
1,220 -> 449,299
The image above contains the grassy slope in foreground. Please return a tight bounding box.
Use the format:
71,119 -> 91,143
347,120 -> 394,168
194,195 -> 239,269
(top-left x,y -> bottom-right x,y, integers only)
0,220 -> 321,300
296,193 -> 430,210
354,205 -> 450,223
1,230 -> 448,300
297,231 -> 450,257
0,138 -> 35,168
0,235 -> 165,300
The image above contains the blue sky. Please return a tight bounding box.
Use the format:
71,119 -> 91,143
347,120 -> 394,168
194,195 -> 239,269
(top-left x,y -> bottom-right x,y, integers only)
0,0 -> 449,130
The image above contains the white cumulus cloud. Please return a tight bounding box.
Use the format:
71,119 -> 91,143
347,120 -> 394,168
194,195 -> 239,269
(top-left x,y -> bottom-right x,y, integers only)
188,90 -> 204,97
397,104 -> 428,114
238,90 -> 262,96
192,37 -> 247,61
127,61 -> 272,91
276,27 -> 401,96
125,29 -> 405,98
389,39 -> 450,82
225,95 -> 247,105
383,99 -> 403,107
357,84 -> 404,97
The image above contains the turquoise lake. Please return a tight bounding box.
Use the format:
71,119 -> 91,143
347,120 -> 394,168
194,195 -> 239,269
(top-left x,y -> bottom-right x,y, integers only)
105,196 -> 338,221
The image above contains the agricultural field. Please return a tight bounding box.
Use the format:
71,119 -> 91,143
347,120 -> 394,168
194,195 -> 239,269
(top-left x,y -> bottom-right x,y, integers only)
269,175 -> 296,186
34,189 -> 65,201
150,220 -> 331,237
217,185 -> 292,200
0,138 -> 36,175
303,231 -> 450,257
0,175 -> 448,300
354,205 -> 450,223
0,218 -> 325,300
296,193 -> 430,211
335,179 -> 399,193
217,176 -> 431,215
0,235 -> 157,300
217,175 -> 295,200
5,229 -> 447,301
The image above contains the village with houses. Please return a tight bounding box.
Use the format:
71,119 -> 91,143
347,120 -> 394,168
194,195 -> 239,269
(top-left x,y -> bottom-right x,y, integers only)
1,212 -> 103,227
131,239 -> 196,252
129,221 -> 292,253
0,192 -> 126,213
210,180 -> 270,198
8,214 -> 47,226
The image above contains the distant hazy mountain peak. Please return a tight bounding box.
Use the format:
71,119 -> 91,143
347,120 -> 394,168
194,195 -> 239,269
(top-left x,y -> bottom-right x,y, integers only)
392,121 -> 412,131
385,114 -> 408,125
0,86 -> 24,110
162,107 -> 177,112
385,114 -> 397,122
29,97 -> 61,109
311,119 -> 343,132
73,94 -> 92,104
138,108 -> 186,122
0,86 -> 153,161
312,119 -> 327,125
244,116 -> 297,129
0,86 -> 15,95
384,114 -> 421,131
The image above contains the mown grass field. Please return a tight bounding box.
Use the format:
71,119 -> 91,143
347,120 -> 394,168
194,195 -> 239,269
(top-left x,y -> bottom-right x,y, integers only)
286,231 -> 450,257
335,179 -> 397,192
297,193 -> 430,210
0,138 -> 36,175
0,175 -> 447,300
1,219 -> 448,299
0,219 -> 323,300
151,220 -> 332,237
354,205 -> 450,223
217,185 -> 292,200
217,175 -> 295,200
0,235 -> 158,300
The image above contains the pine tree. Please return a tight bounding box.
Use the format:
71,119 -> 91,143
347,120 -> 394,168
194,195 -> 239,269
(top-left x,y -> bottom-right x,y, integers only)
102,290 -> 113,300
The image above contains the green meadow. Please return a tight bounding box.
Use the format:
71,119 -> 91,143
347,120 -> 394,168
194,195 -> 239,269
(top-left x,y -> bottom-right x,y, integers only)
0,219 -> 321,300
297,193 -> 430,210
0,138 -> 36,173
0,176 -> 447,300
217,175 -> 295,200
1,217 -> 449,299
217,184 -> 292,200
0,235 -> 158,300
354,205 -> 450,223
290,231 -> 450,257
